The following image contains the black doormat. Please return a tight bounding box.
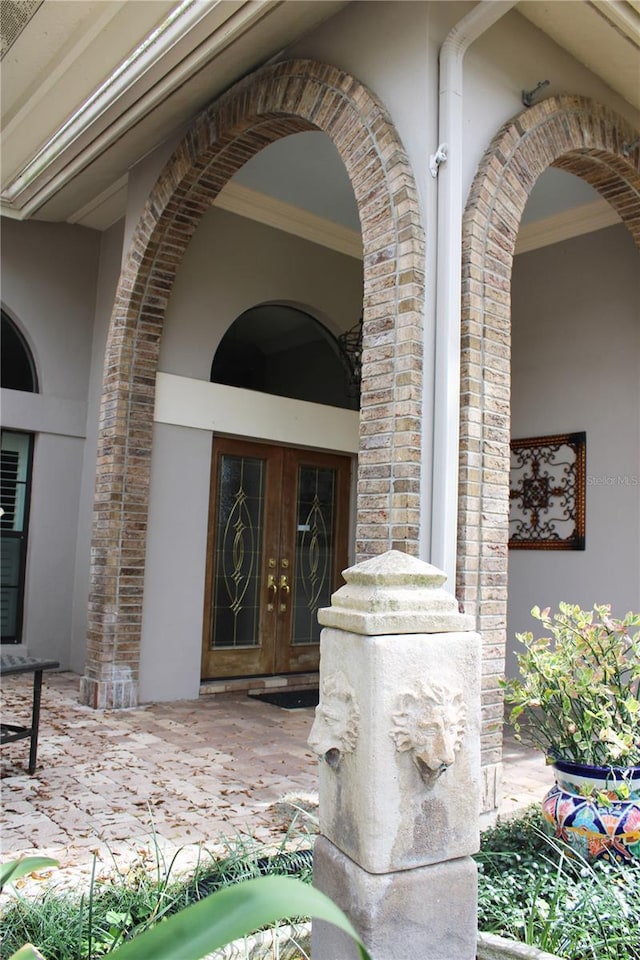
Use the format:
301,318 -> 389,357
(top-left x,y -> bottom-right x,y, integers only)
249,689 -> 319,709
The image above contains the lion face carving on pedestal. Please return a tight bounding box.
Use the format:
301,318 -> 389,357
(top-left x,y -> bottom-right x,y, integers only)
308,672 -> 359,768
390,680 -> 467,782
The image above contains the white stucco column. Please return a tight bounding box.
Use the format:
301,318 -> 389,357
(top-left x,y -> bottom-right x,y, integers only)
309,550 -> 481,960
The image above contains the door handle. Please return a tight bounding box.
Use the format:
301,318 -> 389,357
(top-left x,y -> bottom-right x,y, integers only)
279,574 -> 290,612
267,574 -> 277,611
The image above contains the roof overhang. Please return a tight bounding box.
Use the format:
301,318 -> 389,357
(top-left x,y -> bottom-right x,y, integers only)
518,0 -> 640,115
1,0 -> 638,230
0,0 -> 349,226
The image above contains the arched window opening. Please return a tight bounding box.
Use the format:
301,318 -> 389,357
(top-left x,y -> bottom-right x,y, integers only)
1,311 -> 38,393
211,304 -> 359,410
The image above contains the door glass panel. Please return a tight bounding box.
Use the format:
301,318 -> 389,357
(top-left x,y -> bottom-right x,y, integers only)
292,465 -> 336,645
211,455 -> 265,649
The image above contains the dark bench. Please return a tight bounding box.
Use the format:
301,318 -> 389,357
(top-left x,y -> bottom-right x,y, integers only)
1,655 -> 59,774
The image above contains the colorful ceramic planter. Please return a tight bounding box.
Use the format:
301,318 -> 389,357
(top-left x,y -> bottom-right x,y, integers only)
542,758 -> 640,863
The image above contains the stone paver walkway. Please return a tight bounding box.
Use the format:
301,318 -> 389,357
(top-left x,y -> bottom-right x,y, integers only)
1,671 -> 548,894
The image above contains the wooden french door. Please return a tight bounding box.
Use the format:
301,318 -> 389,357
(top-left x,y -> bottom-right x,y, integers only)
202,438 -> 351,679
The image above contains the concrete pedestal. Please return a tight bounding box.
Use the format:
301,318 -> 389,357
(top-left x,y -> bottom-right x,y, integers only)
309,551 -> 482,960
313,836 -> 478,960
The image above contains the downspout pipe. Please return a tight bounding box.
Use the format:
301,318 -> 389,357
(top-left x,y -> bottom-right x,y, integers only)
430,0 -> 517,586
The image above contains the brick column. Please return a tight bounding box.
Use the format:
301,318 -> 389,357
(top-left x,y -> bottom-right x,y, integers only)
458,96 -> 640,810
80,59 -> 426,708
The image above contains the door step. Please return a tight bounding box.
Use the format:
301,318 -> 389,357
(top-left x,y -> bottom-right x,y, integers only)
200,672 -> 319,697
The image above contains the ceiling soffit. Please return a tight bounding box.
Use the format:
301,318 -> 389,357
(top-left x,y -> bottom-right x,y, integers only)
517,0 -> 640,111
0,0 -> 43,59
2,0 -> 179,181
1,0 -> 638,228
0,0 -> 349,222
1,0 -> 274,217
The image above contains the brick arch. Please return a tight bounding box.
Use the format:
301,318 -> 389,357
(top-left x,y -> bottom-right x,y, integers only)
81,59 -> 425,708
457,96 -> 640,783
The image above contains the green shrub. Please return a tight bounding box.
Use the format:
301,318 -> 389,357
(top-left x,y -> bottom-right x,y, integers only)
0,838 -> 315,960
502,603 -> 640,766
476,808 -> 640,959
4,812 -> 639,960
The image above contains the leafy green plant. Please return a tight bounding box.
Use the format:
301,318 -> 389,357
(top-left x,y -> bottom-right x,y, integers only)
1,857 -> 174,960
6,812 -> 639,960
8,876 -> 368,960
1,823 -> 316,959
0,832 -> 364,960
476,808 -> 640,960
502,603 -> 640,767
479,806 -> 552,861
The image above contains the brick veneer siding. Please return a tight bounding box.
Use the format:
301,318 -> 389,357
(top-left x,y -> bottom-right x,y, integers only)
457,96 -> 640,788
80,60 -> 425,709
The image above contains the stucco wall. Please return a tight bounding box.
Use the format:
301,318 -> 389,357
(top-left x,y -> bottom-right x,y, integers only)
1,220 -> 99,401
289,2 -> 638,202
139,422 -> 211,702
286,0 -> 640,575
0,218 -> 100,664
158,205 -> 362,377
6,0 -> 637,694
508,224 -> 640,676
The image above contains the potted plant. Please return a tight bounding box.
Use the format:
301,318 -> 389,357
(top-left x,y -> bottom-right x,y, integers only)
502,602 -> 640,863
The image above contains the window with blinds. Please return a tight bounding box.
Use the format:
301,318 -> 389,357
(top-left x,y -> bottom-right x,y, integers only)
1,431 -> 33,643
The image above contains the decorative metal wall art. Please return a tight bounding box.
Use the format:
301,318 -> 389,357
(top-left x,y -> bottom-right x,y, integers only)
337,317 -> 363,402
509,432 -> 586,550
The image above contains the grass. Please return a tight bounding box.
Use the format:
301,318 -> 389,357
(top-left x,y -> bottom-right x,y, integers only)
0,829 -> 313,960
2,808 -> 639,960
